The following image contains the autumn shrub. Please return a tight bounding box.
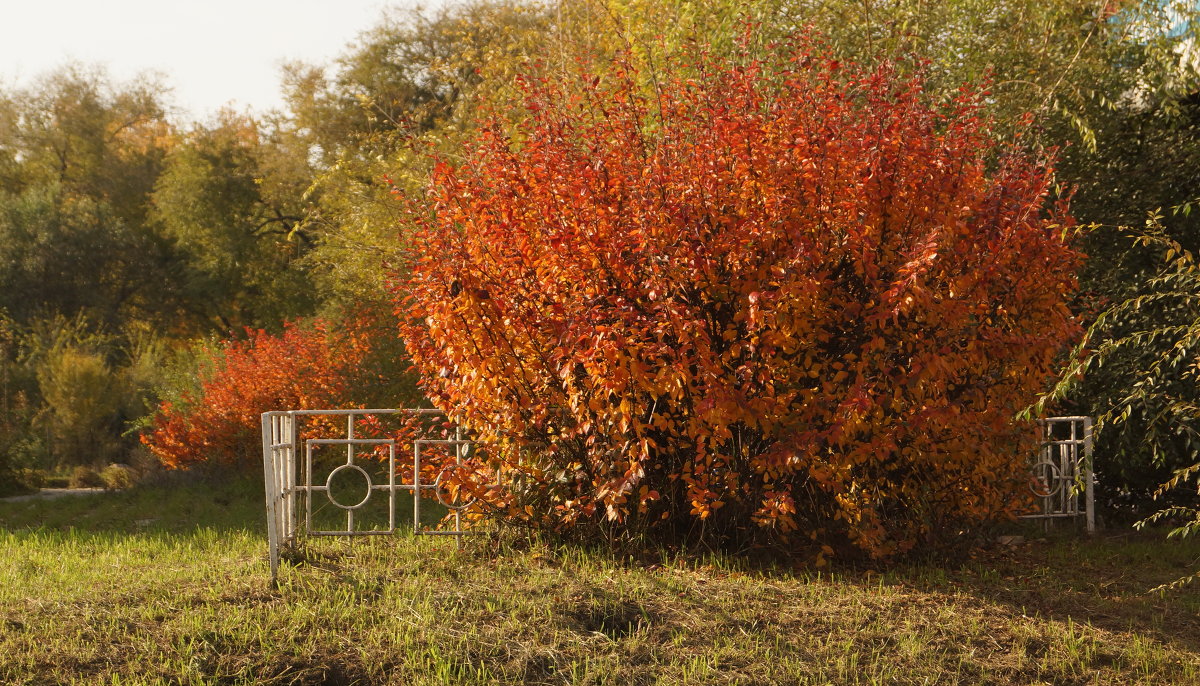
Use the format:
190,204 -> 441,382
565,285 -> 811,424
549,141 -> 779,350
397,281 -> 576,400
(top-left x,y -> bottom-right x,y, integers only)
140,319 -> 375,469
399,38 -> 1081,559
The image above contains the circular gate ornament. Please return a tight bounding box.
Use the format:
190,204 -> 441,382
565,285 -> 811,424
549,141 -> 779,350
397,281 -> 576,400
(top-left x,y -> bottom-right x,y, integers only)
1029,460 -> 1062,498
326,463 -> 373,510
434,464 -> 480,511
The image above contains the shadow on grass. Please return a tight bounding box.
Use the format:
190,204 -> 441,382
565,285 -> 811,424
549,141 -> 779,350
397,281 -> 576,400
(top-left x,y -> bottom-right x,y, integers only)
0,471 -> 266,536
589,526 -> 1200,661
888,529 -> 1200,652
5,473 -> 1197,678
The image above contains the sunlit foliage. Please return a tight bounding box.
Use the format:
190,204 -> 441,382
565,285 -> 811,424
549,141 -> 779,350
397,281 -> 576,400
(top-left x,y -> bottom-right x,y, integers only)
142,322 -> 369,469
401,37 -> 1081,557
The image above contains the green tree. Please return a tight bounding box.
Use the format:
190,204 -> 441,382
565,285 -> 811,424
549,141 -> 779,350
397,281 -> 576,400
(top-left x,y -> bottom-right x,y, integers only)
282,1 -> 551,305
1047,222 -> 1200,586
0,64 -> 170,223
0,66 -> 179,330
152,113 -> 316,334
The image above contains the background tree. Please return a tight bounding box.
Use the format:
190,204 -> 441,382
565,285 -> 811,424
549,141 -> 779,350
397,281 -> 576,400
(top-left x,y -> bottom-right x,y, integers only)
0,66 -> 179,330
152,113 -> 316,334
286,0 -> 551,306
0,68 -> 182,479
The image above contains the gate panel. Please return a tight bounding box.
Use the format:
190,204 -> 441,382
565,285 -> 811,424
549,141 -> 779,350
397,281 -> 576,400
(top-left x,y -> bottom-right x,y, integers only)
1020,416 -> 1095,533
303,438 -> 396,536
262,408 -> 486,584
265,411 -> 1097,583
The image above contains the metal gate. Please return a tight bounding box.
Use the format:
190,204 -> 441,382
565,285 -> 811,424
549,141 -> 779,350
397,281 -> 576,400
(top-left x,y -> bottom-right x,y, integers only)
261,408 -> 489,584
1019,416 -> 1095,533
263,410 -> 1098,582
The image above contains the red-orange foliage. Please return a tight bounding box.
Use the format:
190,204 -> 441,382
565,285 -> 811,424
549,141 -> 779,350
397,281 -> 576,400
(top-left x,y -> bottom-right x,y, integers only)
400,39 -> 1081,558
143,321 -> 373,469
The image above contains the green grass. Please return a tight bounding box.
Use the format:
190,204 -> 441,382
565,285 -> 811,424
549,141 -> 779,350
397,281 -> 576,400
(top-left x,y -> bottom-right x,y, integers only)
1,479 -> 1199,685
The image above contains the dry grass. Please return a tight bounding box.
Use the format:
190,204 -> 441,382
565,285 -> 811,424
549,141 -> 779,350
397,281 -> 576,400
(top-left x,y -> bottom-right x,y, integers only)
1,477 -> 1198,685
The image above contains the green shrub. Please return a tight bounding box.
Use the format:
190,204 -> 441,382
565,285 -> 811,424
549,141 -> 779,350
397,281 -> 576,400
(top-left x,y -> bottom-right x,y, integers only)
68,465 -> 104,489
126,446 -> 164,485
15,468 -> 46,489
0,472 -> 36,497
99,463 -> 136,490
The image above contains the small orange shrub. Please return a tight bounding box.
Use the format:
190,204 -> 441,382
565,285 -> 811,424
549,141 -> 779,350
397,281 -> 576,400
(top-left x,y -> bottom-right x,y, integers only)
400,38 -> 1081,558
142,321 -> 371,469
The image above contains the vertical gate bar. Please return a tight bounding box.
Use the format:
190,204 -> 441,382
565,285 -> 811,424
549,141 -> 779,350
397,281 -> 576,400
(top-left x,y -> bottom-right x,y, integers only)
305,439 -> 314,535
288,413 -> 298,542
455,426 -> 463,549
275,416 -> 283,543
278,416 -> 287,541
347,413 -> 355,534
280,415 -> 287,542
276,418 -> 286,549
1070,419 -> 1079,516
262,413 -> 280,586
274,416 -> 282,543
279,415 -> 287,542
1059,441 -> 1069,517
1041,423 -> 1051,518
279,412 -> 286,542
1084,417 -> 1096,534
414,442 -> 422,534
388,442 -> 396,533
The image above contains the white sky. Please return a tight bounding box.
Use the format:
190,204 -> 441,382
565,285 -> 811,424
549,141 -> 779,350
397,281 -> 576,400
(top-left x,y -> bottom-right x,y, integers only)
0,0 -> 433,121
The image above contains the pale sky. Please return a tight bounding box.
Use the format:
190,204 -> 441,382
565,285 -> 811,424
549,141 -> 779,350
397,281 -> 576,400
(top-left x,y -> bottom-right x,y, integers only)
0,0 -> 434,121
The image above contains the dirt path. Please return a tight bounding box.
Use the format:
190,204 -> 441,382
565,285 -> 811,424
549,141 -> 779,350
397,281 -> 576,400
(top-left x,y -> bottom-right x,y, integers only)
0,488 -> 107,503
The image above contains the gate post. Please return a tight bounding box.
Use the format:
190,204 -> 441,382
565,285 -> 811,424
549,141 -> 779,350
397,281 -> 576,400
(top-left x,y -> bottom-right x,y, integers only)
262,412 -> 280,586
1084,416 -> 1095,535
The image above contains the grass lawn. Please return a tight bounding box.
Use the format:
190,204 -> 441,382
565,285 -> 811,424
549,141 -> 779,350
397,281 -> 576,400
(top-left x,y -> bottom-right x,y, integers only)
1,476 -> 1198,685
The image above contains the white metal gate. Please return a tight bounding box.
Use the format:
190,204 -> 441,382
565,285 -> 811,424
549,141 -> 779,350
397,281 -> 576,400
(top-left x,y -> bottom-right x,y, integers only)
263,411 -> 1098,581
261,408 -> 489,584
1019,416 -> 1095,533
